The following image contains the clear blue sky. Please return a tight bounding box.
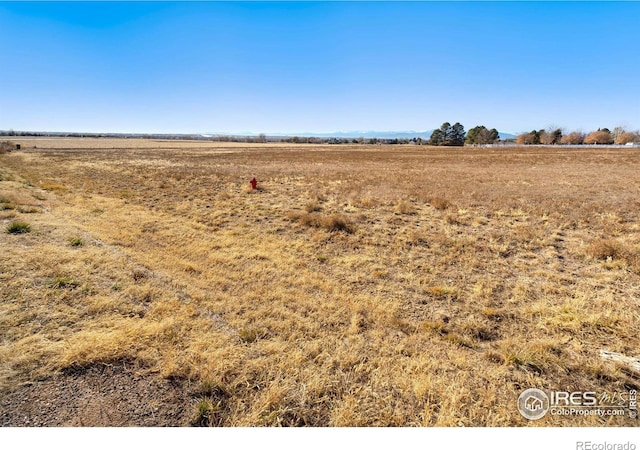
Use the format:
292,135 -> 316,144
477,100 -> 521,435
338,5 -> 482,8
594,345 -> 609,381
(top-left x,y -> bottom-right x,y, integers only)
1,1 -> 639,135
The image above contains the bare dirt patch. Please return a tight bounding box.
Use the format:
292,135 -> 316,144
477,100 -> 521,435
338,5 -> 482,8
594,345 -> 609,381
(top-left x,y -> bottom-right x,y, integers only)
0,360 -> 194,426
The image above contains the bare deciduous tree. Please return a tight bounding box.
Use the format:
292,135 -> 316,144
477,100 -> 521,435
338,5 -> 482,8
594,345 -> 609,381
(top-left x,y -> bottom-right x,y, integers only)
584,129 -> 613,145
560,131 -> 585,145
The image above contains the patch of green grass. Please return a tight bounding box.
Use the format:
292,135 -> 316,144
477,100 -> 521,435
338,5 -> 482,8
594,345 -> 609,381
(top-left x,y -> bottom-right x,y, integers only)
238,327 -> 259,343
68,236 -> 84,247
6,221 -> 31,234
50,276 -> 80,289
192,398 -> 214,427
192,397 -> 224,427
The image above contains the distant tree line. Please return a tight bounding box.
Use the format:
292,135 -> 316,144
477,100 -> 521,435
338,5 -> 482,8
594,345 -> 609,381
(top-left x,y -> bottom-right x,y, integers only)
4,125 -> 638,146
516,127 -> 640,145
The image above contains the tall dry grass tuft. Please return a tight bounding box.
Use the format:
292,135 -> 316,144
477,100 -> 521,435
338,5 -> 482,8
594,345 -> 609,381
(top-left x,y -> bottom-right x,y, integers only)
288,211 -> 354,233
586,238 -> 625,261
0,141 -> 17,154
394,199 -> 416,215
585,238 -> 639,272
429,196 -> 451,211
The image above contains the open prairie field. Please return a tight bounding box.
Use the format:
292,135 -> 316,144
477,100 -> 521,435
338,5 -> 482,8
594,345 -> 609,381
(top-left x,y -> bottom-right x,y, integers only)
1,139 -> 639,426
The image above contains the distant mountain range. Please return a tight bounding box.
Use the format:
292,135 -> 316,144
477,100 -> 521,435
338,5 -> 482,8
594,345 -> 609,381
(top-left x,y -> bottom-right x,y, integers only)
206,130 -> 516,140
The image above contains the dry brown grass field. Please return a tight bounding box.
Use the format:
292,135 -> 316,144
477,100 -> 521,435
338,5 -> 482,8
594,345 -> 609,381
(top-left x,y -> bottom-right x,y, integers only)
1,138 -> 639,426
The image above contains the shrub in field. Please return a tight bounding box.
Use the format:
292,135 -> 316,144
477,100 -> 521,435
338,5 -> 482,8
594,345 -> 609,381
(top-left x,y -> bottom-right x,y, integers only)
6,221 -> 31,234
0,141 -> 17,154
586,239 -> 624,261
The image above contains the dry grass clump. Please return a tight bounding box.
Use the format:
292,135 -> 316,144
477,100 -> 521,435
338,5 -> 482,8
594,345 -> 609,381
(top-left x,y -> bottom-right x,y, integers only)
304,201 -> 322,213
586,238 -> 625,261
429,196 -> 450,211
320,214 -> 354,233
394,199 -> 416,215
288,211 -> 354,233
585,238 -> 639,271
427,285 -> 458,301
0,197 -> 16,210
40,181 -> 68,192
0,141 -> 17,154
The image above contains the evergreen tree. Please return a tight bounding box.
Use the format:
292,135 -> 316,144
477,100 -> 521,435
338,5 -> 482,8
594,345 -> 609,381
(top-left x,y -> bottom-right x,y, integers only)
429,122 -> 465,146
449,122 -> 466,146
429,128 -> 444,145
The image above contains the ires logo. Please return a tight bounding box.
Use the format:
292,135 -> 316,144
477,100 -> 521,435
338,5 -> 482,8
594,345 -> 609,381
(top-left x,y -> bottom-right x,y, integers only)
550,391 -> 598,407
518,388 -> 633,420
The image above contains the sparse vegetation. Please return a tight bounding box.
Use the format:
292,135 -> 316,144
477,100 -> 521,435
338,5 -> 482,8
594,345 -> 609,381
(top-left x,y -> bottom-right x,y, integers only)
6,220 -> 31,234
1,138 -> 639,426
192,398 -> 215,427
0,197 -> 15,210
50,275 -> 81,289
68,236 -> 84,247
